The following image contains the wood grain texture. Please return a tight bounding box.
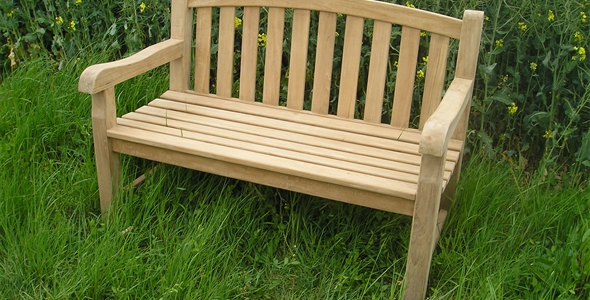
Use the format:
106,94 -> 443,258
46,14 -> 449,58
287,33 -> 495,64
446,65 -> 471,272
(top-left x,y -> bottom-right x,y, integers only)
404,154 -> 446,300
170,0 -> 193,91
188,0 -> 463,39
287,9 -> 311,110
419,78 -> 472,157
452,10 -> 484,141
216,6 -> 236,97
194,7 -> 213,93
337,15 -> 364,119
239,6 -> 260,101
364,21 -> 392,123
419,33 -> 450,130
79,39 -> 183,94
108,125 -> 418,199
262,7 -> 285,105
311,12 -> 337,115
111,140 -> 416,215
391,26 -> 420,128
91,88 -> 120,213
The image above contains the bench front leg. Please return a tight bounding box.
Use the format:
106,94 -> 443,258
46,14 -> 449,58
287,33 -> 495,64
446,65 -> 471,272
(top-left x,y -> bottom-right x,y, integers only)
91,87 -> 120,213
403,153 -> 446,300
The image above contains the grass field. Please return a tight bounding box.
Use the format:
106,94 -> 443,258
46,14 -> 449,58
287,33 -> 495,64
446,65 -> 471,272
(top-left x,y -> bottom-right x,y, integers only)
0,56 -> 589,298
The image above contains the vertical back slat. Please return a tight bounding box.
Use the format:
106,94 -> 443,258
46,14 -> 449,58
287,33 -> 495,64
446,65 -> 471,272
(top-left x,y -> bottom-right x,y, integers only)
364,21 -> 392,123
239,7 -> 260,101
169,0 -> 193,91
419,33 -> 450,129
194,7 -> 212,93
390,26 -> 420,128
286,9 -> 311,110
262,8 -> 285,106
217,6 -> 235,98
311,12 -> 337,115
337,16 -> 364,119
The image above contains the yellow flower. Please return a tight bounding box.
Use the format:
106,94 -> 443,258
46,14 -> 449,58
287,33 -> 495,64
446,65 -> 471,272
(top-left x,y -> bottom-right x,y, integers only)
55,16 -> 64,25
393,61 -> 399,68
547,10 -> 555,21
484,16 -> 490,21
335,31 -> 339,37
578,46 -> 586,61
420,31 -> 427,37
530,62 -> 537,71
234,17 -> 242,28
421,56 -> 428,66
574,31 -> 584,44
507,102 -> 518,115
543,130 -> 553,139
258,33 -> 267,47
7,10 -> 14,17
581,11 -> 587,23
70,20 -> 76,31
139,2 -> 146,13
495,39 -> 504,48
518,22 -> 527,32
76,0 -> 82,4
416,69 -> 425,79
405,2 -> 415,8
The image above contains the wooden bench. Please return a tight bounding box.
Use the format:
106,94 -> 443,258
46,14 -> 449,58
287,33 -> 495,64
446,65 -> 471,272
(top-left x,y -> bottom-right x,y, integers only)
79,1 -> 483,298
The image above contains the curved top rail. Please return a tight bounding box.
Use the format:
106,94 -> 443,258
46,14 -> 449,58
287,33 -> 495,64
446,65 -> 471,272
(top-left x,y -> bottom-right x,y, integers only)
187,0 -> 463,39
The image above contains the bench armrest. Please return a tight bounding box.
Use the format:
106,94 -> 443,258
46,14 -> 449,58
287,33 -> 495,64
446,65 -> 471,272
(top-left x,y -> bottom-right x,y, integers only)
78,39 -> 184,94
419,78 -> 473,157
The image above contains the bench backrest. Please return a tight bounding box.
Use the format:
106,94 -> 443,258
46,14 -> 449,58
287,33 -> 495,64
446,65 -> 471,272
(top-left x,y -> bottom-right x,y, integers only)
169,0 -> 483,138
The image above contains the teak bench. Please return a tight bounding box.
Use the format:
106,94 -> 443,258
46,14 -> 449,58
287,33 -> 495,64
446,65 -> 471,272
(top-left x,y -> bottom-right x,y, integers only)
79,1 -> 483,298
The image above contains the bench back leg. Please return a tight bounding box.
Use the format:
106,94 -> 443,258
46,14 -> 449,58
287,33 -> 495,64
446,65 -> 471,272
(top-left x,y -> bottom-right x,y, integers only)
91,87 -> 121,213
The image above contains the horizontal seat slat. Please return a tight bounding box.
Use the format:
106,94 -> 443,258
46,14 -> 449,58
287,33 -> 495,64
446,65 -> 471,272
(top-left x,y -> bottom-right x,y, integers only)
132,106 -> 457,172
160,90 -> 464,153
149,98 -> 445,161
117,117 -> 425,184
108,126 -> 418,200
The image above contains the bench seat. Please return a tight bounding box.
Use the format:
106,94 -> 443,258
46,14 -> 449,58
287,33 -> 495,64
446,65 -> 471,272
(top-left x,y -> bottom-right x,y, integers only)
108,90 -> 462,216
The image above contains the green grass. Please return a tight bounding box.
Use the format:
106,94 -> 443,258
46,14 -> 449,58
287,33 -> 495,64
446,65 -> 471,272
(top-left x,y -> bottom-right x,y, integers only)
0,57 -> 589,299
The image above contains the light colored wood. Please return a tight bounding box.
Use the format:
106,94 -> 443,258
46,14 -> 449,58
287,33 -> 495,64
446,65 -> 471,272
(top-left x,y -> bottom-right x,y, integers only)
188,0 -> 463,39
161,90 -> 465,153
391,26 -> 420,128
79,39 -> 183,94
169,0 -> 193,91
262,7 -> 285,105
311,12 -> 337,114
127,106 -> 457,172
419,34 -> 450,130
117,117 -> 423,184
216,6 -> 236,97
452,10 -> 484,141
194,7 -> 213,93
80,4 -> 485,300
419,78 -> 472,157
108,125 -> 418,200
404,154 -> 446,300
364,21 -> 392,123
149,98 -> 436,158
337,15 -> 364,119
287,9 -> 311,110
111,140 -> 416,215
239,7 -> 260,101
91,88 -> 120,213
120,113 -> 457,183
